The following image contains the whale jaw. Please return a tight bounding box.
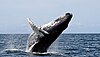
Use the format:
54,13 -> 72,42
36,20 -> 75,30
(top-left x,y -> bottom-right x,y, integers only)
26,13 -> 73,53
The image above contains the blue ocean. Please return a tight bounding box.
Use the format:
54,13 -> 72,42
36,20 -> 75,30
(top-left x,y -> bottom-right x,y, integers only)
0,34 -> 100,57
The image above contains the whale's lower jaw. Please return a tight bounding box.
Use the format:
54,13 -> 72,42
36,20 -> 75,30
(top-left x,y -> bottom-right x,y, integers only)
26,13 -> 73,53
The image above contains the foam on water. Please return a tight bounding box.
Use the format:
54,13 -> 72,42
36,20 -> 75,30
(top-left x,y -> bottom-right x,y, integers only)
1,48 -> 63,57
2,49 -> 23,53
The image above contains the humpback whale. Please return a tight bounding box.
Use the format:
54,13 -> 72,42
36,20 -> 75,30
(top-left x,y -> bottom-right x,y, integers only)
26,13 -> 73,53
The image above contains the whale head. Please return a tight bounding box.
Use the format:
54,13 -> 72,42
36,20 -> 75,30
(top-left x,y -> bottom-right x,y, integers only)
42,13 -> 72,33
26,13 -> 73,53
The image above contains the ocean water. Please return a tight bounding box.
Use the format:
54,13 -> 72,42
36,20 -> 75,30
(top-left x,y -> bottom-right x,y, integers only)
0,34 -> 100,57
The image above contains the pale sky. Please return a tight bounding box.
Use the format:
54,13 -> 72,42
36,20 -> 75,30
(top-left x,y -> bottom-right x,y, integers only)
0,0 -> 100,34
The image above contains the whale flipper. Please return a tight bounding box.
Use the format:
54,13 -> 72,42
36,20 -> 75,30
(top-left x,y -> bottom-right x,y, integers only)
27,18 -> 40,32
27,18 -> 49,35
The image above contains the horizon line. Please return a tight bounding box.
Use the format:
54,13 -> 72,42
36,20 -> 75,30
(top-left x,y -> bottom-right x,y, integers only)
0,32 -> 100,34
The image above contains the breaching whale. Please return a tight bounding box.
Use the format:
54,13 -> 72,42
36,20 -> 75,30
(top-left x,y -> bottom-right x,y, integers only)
26,13 -> 73,53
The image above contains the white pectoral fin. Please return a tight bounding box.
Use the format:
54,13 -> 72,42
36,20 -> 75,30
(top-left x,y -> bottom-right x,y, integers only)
27,18 -> 49,35
40,29 -> 49,34
43,30 -> 49,34
27,18 -> 34,29
27,18 -> 39,32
